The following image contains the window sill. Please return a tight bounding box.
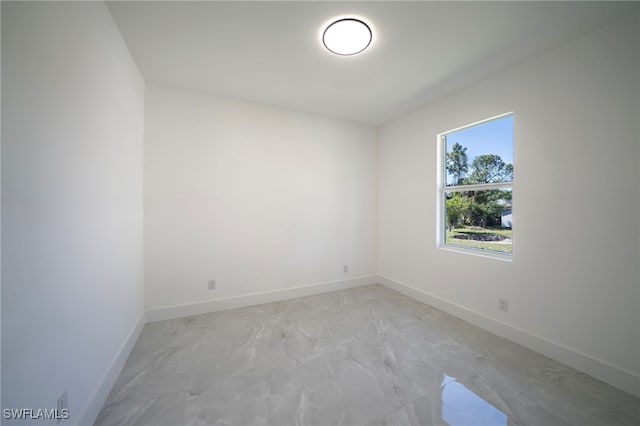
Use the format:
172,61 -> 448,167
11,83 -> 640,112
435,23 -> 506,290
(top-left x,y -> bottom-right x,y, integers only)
437,244 -> 513,262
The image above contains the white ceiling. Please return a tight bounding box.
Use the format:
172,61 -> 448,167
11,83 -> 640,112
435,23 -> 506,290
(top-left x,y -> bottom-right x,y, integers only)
107,1 -> 638,125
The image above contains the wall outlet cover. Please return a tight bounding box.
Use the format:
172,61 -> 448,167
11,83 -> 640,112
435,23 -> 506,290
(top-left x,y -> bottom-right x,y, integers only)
498,298 -> 508,312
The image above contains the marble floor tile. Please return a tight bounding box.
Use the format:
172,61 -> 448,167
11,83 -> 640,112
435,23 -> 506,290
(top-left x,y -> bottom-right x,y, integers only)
95,284 -> 640,425
368,395 -> 451,426
95,391 -> 187,426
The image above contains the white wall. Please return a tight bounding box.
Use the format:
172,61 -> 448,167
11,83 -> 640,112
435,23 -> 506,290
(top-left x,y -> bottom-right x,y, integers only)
0,0 -> 3,411
637,14 -> 640,386
144,85 -> 378,313
378,13 -> 640,394
1,2 -> 145,424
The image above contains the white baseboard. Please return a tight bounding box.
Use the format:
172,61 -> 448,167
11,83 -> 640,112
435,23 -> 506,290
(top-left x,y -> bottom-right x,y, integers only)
75,312 -> 146,426
377,274 -> 640,398
146,275 -> 378,322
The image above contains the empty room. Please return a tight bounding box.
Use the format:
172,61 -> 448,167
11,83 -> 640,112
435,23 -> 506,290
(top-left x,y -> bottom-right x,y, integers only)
2,1 -> 639,425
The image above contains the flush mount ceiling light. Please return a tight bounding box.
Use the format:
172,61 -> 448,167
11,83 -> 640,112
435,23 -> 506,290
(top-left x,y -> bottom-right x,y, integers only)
322,18 -> 372,56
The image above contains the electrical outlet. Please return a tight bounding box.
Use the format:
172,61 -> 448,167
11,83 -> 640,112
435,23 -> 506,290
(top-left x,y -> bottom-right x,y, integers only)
343,264 -> 348,273
498,298 -> 508,312
57,390 -> 68,423
208,280 -> 216,291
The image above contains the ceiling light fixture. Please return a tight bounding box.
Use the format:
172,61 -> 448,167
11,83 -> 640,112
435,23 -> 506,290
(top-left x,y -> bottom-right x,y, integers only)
322,18 -> 372,56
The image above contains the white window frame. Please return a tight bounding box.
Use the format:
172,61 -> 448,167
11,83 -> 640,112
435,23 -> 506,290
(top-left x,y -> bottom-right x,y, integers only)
436,112 -> 514,261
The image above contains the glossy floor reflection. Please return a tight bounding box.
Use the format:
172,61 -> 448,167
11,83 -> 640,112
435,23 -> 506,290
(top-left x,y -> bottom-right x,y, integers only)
440,375 -> 507,426
95,284 -> 640,425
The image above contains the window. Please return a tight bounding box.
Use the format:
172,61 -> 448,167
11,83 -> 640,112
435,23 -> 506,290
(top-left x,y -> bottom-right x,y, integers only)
437,113 -> 514,258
